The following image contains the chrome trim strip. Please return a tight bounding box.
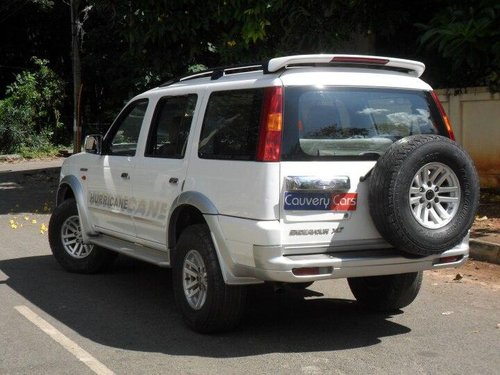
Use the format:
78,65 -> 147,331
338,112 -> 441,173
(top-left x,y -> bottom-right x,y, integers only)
285,176 -> 350,192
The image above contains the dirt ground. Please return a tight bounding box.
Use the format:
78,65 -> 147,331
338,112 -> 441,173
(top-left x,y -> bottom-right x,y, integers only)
428,259 -> 500,291
471,190 -> 500,244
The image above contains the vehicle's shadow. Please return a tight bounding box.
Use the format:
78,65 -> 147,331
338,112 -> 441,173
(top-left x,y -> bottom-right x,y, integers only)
0,255 -> 411,357
0,167 -> 60,215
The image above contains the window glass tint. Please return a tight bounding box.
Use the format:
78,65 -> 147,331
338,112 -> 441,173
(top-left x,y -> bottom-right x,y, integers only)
107,99 -> 148,156
282,87 -> 445,161
199,89 -> 264,160
146,94 -> 197,158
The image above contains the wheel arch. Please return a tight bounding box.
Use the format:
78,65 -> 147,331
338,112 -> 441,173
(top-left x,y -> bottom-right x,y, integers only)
167,191 -> 218,249
167,191 -> 259,285
56,183 -> 75,206
56,175 -> 98,241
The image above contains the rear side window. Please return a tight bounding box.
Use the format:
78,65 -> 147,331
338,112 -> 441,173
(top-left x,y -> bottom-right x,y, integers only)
145,94 -> 197,158
282,87 -> 446,161
198,89 -> 264,160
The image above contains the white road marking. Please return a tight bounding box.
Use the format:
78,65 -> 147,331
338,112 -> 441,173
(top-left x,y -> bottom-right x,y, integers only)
0,269 -> 8,282
15,305 -> 115,375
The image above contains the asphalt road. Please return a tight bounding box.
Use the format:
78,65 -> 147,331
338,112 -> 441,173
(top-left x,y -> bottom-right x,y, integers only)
0,160 -> 499,375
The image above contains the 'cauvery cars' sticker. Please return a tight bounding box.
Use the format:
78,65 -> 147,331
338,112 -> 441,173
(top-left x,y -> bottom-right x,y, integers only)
284,192 -> 357,211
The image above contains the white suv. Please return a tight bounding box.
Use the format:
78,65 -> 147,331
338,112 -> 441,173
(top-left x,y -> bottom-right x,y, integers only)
49,54 -> 479,333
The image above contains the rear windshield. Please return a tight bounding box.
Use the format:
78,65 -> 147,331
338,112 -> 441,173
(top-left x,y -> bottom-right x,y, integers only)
281,87 -> 446,161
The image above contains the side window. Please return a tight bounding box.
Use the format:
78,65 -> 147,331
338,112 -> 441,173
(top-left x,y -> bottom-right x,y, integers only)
198,89 -> 264,161
145,94 -> 197,158
106,99 -> 148,156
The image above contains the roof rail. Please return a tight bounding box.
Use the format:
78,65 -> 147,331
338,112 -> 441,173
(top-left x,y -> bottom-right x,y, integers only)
159,63 -> 264,87
265,54 -> 425,77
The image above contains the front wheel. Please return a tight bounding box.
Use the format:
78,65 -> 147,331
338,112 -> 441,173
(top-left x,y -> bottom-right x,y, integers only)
173,224 -> 246,333
347,272 -> 423,311
48,199 -> 117,273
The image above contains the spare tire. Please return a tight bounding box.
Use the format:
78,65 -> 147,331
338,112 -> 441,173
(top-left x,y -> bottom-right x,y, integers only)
369,135 -> 479,256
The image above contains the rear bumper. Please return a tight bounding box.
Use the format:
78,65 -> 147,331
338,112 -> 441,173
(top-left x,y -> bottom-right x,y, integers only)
249,236 -> 469,283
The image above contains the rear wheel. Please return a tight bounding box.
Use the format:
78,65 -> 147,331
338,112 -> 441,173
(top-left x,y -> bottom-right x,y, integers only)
48,199 -> 117,273
347,272 -> 423,311
173,224 -> 246,333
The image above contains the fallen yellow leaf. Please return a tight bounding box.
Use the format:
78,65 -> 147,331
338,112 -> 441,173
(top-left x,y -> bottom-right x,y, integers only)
31,219 -> 37,224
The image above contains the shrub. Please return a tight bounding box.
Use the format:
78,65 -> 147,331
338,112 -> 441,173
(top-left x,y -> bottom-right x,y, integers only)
417,0 -> 500,91
0,57 -> 65,154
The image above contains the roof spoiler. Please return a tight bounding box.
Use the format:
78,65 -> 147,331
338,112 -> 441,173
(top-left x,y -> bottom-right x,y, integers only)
265,54 -> 425,77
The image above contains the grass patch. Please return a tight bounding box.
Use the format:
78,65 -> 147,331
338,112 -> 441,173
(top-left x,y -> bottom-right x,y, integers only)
18,144 -> 70,159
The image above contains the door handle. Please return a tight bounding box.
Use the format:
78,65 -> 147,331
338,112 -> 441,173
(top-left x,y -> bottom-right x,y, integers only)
169,177 -> 179,184
121,172 -> 129,179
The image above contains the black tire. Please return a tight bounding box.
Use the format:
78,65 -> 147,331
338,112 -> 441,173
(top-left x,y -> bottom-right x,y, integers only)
369,135 -> 479,256
348,272 -> 423,311
48,199 -> 117,273
172,224 -> 246,333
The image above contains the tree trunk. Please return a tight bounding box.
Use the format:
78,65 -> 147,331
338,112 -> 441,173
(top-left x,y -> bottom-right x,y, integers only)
70,0 -> 81,154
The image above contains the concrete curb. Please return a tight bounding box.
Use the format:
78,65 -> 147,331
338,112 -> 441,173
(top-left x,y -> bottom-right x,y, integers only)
470,239 -> 500,265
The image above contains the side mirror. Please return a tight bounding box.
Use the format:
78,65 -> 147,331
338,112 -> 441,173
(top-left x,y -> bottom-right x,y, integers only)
84,135 -> 102,154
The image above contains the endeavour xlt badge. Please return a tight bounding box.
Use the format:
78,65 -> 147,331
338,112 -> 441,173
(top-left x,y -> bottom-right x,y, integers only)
284,192 -> 357,211
289,227 -> 344,236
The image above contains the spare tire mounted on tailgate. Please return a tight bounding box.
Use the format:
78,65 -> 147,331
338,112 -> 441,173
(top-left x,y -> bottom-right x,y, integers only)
369,134 -> 480,256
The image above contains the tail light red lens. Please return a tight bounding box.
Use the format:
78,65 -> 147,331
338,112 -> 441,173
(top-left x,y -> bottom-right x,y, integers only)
431,91 -> 455,140
435,255 -> 463,265
292,267 -> 320,276
256,86 -> 283,162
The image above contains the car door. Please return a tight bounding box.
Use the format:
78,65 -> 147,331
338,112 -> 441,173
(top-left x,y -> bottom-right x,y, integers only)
85,99 -> 149,240
132,94 -> 199,248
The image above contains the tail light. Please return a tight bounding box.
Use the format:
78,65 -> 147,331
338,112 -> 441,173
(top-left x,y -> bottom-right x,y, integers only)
431,91 -> 455,140
256,86 -> 283,162
330,56 -> 390,65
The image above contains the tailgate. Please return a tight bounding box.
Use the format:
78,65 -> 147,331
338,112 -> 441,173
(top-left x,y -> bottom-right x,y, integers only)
280,161 -> 388,252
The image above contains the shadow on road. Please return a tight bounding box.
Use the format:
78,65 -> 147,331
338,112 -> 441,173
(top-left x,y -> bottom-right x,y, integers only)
0,255 -> 411,357
0,167 -> 60,214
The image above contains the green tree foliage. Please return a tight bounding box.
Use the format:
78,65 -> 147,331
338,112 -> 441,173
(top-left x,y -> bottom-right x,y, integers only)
417,0 -> 500,90
1,0 -> 498,154
0,57 -> 65,154
74,0 -> 480,127
79,1 -> 284,125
